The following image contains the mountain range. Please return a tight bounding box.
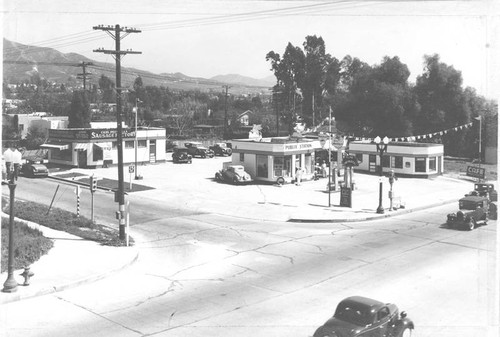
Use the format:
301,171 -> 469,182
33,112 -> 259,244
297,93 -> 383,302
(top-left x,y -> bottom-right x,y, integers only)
3,38 -> 275,94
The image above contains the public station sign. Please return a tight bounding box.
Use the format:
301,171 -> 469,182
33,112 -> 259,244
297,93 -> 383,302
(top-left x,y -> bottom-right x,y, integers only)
466,166 -> 485,179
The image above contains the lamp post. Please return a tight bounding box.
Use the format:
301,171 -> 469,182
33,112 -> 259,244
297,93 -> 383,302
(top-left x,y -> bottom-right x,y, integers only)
374,136 -> 389,214
2,148 -> 22,293
134,98 -> 142,180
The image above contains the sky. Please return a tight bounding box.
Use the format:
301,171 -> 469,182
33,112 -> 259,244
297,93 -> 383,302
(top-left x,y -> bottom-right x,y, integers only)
2,0 -> 499,99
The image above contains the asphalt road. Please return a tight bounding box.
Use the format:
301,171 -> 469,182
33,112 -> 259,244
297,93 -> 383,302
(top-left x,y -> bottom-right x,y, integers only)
1,175 -> 497,337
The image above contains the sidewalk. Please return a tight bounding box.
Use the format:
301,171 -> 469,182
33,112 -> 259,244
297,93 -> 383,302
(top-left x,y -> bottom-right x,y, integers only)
0,216 -> 139,304
1,158 -> 483,304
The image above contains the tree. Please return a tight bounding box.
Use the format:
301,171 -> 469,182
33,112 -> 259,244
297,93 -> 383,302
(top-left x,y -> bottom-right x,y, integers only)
98,75 -> 115,103
24,125 -> 47,149
414,54 -> 469,156
68,91 -> 91,128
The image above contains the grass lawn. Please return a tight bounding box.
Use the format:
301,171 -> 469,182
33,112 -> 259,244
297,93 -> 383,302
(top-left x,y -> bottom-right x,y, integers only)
1,196 -> 133,273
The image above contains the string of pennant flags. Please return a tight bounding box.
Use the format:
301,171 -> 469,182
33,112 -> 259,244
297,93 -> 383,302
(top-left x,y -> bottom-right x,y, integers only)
345,120 -> 476,143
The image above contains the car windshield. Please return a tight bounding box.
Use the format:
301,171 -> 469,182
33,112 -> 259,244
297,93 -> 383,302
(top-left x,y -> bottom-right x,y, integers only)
334,302 -> 372,326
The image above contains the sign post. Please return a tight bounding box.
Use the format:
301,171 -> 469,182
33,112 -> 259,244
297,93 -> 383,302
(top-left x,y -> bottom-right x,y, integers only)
128,165 -> 134,190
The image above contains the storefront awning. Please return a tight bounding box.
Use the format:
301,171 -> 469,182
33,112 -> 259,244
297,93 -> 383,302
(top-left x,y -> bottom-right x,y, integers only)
40,143 -> 69,150
93,142 -> 112,150
73,143 -> 88,151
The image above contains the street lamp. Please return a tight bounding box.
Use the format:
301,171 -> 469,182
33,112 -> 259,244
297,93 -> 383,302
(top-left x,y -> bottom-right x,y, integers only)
2,148 -> 22,293
134,98 -> 142,180
373,136 -> 389,214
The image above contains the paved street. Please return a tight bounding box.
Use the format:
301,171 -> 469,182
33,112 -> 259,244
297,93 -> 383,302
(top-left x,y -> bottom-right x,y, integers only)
1,156 -> 498,337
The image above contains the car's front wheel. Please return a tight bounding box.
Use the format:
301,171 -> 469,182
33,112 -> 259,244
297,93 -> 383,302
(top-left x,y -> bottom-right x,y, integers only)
467,218 -> 476,231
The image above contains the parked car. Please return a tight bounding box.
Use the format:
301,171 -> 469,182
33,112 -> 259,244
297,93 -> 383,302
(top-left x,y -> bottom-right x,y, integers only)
466,183 -> 497,202
313,296 -> 414,337
21,163 -> 49,178
184,142 -> 214,158
172,148 -> 192,164
446,195 -> 489,230
215,165 -> 253,184
209,143 -> 232,156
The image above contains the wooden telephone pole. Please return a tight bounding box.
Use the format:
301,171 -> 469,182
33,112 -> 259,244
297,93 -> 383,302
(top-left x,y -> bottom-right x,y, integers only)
93,24 -> 141,241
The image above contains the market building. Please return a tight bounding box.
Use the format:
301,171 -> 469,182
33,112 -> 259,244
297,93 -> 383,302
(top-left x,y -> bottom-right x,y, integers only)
41,126 -> 166,168
230,137 -> 321,184
348,141 -> 444,177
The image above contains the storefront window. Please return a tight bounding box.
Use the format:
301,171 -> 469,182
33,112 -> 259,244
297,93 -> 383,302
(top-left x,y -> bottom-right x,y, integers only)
305,153 -> 313,174
112,141 -> 117,149
355,153 -> 363,163
284,156 -> 292,177
429,157 -> 436,171
382,155 -> 390,168
274,156 -> 284,177
415,157 -> 426,172
391,156 -> 403,169
239,153 -> 244,162
125,140 -> 134,149
93,145 -> 103,161
138,140 -> 147,148
256,155 -> 268,178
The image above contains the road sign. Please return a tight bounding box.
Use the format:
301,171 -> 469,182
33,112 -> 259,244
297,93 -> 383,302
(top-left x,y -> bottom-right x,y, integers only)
466,166 -> 485,179
331,135 -> 345,149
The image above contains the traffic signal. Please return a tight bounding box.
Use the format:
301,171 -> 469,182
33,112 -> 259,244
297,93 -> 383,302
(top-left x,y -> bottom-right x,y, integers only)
90,176 -> 97,192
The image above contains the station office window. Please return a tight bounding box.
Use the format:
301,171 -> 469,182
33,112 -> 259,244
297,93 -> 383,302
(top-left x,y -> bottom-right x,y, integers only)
429,157 -> 436,171
391,156 -> 403,169
415,157 -> 426,172
381,155 -> 390,168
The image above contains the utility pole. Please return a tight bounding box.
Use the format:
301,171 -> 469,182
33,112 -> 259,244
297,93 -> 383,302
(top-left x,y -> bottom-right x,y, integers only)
223,85 -> 230,139
76,61 -> 93,91
93,24 -> 141,241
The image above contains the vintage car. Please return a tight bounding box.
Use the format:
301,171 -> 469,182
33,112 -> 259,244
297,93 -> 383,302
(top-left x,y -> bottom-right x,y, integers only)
21,163 -> 49,178
184,142 -> 214,158
209,142 -> 232,156
215,165 -> 253,184
466,183 -> 498,202
172,147 -> 192,164
446,195 -> 489,230
313,296 -> 414,337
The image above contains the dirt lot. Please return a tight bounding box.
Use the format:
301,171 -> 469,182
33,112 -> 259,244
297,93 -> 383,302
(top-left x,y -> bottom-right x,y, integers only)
444,158 -> 497,182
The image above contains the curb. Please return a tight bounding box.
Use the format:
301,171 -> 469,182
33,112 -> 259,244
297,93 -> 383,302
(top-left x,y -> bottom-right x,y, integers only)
288,199 -> 458,223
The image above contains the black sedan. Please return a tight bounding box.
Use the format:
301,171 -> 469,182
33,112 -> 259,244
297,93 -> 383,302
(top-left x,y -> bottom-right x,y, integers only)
21,163 -> 49,178
313,296 -> 414,337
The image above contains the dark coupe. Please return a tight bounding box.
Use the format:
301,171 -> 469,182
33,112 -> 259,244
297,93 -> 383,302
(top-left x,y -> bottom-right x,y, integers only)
21,163 -> 49,178
446,195 -> 489,230
313,296 -> 414,337
209,143 -> 232,156
172,148 -> 192,164
184,142 -> 214,158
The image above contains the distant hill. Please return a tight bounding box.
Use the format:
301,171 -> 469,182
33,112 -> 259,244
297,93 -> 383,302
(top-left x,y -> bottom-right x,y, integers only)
210,74 -> 275,88
3,38 -> 272,94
